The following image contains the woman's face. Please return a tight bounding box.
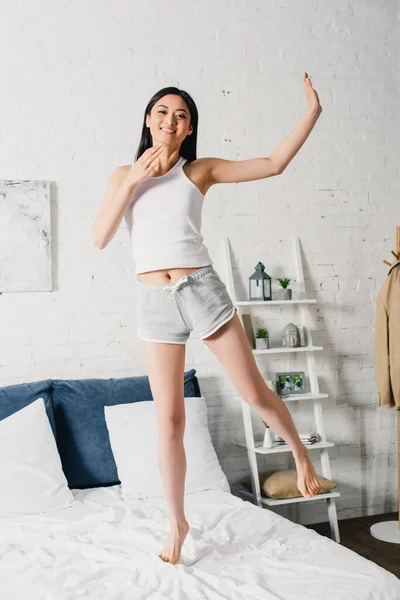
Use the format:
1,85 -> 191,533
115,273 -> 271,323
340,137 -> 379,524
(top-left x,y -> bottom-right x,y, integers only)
146,94 -> 192,147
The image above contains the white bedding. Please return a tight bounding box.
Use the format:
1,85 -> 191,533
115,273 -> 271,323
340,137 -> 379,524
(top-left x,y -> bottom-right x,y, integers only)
1,486 -> 399,600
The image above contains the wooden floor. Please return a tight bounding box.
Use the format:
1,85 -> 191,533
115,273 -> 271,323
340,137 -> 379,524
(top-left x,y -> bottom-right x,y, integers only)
306,512 -> 400,578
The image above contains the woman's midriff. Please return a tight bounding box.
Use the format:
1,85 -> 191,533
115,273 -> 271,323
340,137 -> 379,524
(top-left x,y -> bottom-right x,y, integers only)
137,267 -> 203,285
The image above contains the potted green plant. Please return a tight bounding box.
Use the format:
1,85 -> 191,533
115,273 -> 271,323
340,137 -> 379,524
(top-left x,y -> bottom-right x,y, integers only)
277,277 -> 292,300
255,327 -> 269,349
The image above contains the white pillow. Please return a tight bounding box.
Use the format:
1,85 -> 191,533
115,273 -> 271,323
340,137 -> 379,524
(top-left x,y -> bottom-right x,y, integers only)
0,397 -> 75,517
104,396 -> 230,499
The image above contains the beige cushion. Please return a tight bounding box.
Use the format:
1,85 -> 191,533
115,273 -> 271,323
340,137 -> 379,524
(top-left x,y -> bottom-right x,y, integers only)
241,469 -> 337,499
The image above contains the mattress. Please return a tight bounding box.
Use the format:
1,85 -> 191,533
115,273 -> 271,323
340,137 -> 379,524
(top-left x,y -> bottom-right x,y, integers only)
1,486 -> 399,600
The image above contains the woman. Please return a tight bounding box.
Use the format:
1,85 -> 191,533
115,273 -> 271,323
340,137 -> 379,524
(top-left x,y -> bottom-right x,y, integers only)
93,72 -> 323,565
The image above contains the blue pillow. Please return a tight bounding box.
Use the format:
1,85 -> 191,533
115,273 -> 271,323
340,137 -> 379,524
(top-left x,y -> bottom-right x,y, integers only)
51,368 -> 201,489
0,379 -> 55,437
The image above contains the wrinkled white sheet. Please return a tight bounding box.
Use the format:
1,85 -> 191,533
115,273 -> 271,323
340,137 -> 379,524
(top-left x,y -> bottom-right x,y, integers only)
0,486 -> 399,600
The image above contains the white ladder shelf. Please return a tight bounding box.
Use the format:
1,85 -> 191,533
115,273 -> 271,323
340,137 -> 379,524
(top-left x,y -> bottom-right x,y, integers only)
222,236 -> 340,544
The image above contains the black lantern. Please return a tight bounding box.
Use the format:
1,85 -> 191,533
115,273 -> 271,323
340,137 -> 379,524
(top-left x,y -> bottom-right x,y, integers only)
249,262 -> 272,301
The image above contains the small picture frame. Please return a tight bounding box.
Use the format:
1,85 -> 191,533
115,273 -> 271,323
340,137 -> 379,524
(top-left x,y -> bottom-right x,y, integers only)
275,371 -> 305,396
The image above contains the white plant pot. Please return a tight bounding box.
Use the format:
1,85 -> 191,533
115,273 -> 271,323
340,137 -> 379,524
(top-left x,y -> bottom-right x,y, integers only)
255,338 -> 269,349
283,289 -> 292,300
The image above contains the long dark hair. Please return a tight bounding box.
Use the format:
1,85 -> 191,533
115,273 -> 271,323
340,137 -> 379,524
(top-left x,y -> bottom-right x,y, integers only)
134,87 -> 199,164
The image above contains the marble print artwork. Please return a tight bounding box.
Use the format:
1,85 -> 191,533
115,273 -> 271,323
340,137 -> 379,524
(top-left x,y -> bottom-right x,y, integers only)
0,180 -> 52,292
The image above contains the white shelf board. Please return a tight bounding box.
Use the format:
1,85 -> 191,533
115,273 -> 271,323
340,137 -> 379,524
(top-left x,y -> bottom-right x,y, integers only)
236,486 -> 340,507
252,346 -> 323,355
235,299 -> 317,306
237,440 -> 335,455
281,392 -> 329,402
236,393 -> 329,403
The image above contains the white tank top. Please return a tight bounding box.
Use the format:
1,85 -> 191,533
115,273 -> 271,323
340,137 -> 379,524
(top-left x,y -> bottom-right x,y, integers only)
124,155 -> 213,276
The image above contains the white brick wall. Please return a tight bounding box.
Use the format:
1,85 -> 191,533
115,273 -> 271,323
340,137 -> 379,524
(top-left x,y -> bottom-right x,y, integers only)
1,1 -> 398,526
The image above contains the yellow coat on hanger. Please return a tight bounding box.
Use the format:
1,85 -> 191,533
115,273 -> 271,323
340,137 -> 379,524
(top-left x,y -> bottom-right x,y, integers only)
375,259 -> 400,410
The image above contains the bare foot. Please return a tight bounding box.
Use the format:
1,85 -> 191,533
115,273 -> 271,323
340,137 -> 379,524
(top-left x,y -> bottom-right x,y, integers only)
159,520 -> 190,564
294,449 -> 321,498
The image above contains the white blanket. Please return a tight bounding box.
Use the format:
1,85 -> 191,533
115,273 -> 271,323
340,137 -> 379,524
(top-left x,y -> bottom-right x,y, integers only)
1,486 -> 399,600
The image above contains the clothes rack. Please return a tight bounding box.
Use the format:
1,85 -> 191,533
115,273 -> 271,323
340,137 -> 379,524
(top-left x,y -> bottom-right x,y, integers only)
370,226 -> 400,544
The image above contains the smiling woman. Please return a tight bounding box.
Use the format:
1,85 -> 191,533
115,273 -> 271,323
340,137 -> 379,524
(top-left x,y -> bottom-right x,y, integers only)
93,79 -> 324,565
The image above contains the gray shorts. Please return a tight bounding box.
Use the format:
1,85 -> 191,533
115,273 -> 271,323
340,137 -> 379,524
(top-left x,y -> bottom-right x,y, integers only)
136,265 -> 237,344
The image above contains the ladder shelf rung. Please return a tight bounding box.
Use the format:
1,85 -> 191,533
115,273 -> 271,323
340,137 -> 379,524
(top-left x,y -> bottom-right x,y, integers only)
252,346 -> 323,354
281,392 -> 329,402
236,486 -> 340,507
235,299 -> 317,306
237,440 -> 335,455
236,393 -> 329,403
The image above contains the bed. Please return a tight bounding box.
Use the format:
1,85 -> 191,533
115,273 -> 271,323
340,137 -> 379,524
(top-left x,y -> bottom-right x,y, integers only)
0,372 -> 399,599
1,486 -> 399,599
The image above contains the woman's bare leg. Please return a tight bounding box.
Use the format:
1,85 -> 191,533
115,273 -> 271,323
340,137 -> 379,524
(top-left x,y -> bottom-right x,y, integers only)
143,340 -> 190,564
202,313 -> 321,497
